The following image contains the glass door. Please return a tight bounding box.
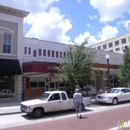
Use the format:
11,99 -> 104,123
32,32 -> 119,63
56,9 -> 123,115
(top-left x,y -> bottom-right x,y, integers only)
49,82 -> 56,91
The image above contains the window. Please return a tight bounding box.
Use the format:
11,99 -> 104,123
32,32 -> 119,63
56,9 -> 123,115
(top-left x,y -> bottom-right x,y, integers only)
115,48 -> 120,51
60,52 -> 62,58
64,52 -> 66,57
3,34 -> 12,54
125,89 -> 130,93
48,50 -> 50,57
61,93 -> 67,100
24,47 -> 27,54
97,46 -> 101,49
39,49 -> 41,56
122,38 -> 126,44
56,51 -> 58,58
30,77 -> 45,88
115,40 -> 119,46
109,42 -> 113,48
28,47 -> 31,55
103,44 -> 107,49
52,50 -> 54,57
43,49 -> 46,56
109,49 -> 113,52
50,93 -> 60,100
33,50 -> 36,57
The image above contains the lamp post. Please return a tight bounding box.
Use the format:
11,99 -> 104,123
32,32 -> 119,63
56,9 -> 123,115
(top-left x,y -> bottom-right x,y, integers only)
105,54 -> 110,89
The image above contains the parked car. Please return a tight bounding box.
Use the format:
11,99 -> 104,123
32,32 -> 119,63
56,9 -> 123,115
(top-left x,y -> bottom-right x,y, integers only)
95,87 -> 130,105
0,89 -> 12,95
20,91 -> 90,118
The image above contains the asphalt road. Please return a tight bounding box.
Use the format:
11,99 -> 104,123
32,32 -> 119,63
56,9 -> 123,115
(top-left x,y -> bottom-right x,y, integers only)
0,101 -> 130,130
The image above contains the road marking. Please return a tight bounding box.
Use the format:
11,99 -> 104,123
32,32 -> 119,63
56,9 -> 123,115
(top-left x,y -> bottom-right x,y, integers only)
108,127 -> 119,130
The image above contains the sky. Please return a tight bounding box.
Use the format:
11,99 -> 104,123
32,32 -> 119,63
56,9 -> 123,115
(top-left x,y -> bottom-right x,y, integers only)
1,0 -> 130,46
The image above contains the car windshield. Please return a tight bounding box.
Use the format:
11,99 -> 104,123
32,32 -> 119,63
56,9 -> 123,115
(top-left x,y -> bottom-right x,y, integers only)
106,89 -> 120,93
38,93 -> 50,100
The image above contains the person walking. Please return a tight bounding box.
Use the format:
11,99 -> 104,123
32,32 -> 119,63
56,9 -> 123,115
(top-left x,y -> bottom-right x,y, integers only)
73,88 -> 83,119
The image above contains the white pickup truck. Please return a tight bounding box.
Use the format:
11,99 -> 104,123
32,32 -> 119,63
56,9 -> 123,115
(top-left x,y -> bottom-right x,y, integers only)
20,91 -> 90,118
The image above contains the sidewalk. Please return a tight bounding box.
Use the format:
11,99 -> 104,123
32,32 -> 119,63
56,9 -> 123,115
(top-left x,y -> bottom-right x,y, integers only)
0,101 -> 21,115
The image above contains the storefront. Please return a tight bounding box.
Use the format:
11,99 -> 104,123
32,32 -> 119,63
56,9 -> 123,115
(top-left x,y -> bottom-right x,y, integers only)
0,59 -> 21,101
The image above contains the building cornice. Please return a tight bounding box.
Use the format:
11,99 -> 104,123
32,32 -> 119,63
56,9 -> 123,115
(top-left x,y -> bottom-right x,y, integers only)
0,5 -> 29,18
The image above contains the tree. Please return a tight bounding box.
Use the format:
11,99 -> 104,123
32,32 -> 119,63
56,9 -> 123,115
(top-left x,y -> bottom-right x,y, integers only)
117,46 -> 130,87
56,40 -> 96,90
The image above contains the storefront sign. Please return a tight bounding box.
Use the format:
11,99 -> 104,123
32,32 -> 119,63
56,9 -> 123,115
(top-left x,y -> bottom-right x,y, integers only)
47,66 -> 56,70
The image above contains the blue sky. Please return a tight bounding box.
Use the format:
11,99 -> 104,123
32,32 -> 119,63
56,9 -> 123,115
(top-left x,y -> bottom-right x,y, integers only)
1,0 -> 130,46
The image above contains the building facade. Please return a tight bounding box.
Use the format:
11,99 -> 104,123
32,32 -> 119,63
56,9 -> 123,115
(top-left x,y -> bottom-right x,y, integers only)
91,23 -> 130,53
0,5 -> 124,102
0,5 -> 29,102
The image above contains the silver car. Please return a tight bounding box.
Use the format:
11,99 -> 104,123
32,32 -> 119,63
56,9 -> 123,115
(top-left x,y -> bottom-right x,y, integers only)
95,88 -> 130,105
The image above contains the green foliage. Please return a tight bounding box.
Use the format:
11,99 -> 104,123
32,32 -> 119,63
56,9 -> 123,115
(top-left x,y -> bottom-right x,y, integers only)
56,40 -> 96,88
117,46 -> 130,85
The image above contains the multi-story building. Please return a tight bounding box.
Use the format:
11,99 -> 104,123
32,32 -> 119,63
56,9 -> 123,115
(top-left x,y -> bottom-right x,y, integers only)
91,23 -> 130,53
0,5 -> 124,102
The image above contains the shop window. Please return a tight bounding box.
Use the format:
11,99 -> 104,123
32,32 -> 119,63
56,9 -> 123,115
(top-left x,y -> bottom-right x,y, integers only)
3,33 -> 12,54
30,77 -> 45,88
0,76 -> 15,98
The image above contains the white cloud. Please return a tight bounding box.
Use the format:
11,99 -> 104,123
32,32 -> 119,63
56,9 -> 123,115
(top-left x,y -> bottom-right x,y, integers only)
24,7 -> 72,43
86,23 -> 90,27
0,0 -> 59,13
77,0 -> 82,3
90,0 -> 130,22
98,25 -> 119,41
89,15 -> 98,20
117,20 -> 130,30
0,0 -> 72,44
74,32 -> 98,46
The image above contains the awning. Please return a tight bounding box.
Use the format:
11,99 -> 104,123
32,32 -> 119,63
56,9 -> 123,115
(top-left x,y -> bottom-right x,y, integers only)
0,59 -> 21,76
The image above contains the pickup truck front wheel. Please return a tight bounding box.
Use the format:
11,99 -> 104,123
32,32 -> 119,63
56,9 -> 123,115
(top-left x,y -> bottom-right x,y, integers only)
32,108 -> 43,118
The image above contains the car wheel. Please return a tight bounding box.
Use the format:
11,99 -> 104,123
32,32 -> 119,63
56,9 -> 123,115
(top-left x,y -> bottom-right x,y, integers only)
112,98 -> 118,105
32,108 -> 43,118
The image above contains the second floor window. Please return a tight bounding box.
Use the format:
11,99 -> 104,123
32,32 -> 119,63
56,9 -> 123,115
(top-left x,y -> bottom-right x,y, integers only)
109,42 -> 113,48
122,38 -> 126,44
3,33 -> 12,54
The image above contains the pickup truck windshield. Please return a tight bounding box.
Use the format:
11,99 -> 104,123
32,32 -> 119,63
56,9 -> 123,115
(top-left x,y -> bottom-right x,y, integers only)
38,93 -> 50,100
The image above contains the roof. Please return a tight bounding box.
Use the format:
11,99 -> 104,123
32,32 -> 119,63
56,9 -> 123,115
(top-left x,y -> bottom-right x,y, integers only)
0,5 -> 29,18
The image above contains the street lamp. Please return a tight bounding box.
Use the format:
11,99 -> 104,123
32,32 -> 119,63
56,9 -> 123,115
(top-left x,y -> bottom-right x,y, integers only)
105,54 -> 110,89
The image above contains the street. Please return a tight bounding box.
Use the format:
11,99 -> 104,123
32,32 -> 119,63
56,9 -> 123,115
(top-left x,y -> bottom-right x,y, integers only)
0,101 -> 130,130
